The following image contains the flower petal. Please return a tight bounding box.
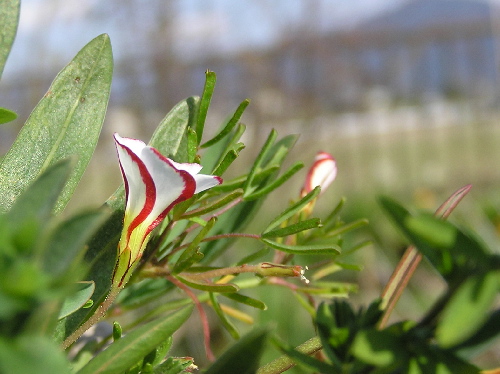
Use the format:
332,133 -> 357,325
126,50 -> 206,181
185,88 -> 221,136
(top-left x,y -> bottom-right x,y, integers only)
193,174 -> 223,194
303,151 -> 337,195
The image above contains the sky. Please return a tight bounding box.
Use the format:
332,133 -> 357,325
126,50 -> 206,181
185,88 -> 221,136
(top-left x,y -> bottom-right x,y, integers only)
3,0 -> 407,78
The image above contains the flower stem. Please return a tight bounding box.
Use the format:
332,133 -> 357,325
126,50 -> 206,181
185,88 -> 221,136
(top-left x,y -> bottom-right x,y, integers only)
61,286 -> 122,350
166,275 -> 215,362
181,264 -> 261,280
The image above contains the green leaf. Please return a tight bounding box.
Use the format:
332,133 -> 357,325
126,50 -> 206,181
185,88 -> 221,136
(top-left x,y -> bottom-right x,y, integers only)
146,336 -> 172,367
262,218 -> 321,238
211,143 -> 245,176
0,0 -> 20,80
0,336 -> 70,374
212,165 -> 279,193
174,276 -> 239,293
186,127 -> 198,163
0,34 -> 113,213
205,328 -> 268,374
55,210 -> 122,342
453,308 -> 500,349
195,70 -> 216,144
210,293 -> 240,339
321,197 -> 346,231
116,279 -> 174,309
257,337 -> 326,374
0,107 -> 17,124
405,214 -> 457,249
7,159 -> 71,229
243,130 -> 278,196
244,161 -> 304,201
264,187 -> 320,232
351,328 -> 408,368
181,189 -> 243,219
272,337 -> 337,374
152,357 -> 192,374
208,123 -> 246,173
222,292 -> 267,310
149,96 -> 200,160
321,218 -> 369,238
407,344 -> 480,374
436,271 -> 499,348
262,238 -> 340,255
172,217 -> 216,273
201,99 -> 250,148
76,306 -> 193,374
58,282 -> 95,319
296,281 -> 358,297
40,208 -> 110,276
380,196 -> 490,282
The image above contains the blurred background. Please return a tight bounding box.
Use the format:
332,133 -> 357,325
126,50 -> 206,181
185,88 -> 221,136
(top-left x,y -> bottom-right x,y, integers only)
4,0 -> 500,205
1,0 -> 500,369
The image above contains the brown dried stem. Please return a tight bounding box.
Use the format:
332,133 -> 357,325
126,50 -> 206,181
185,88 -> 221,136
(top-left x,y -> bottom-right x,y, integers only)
378,184 -> 472,329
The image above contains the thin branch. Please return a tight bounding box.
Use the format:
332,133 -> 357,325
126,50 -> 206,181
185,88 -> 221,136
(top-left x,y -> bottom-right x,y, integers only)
166,275 -> 215,362
378,184 -> 472,328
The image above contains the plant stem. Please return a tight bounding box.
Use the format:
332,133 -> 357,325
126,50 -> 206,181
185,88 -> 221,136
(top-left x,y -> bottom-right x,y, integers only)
181,264 -> 261,280
166,275 -> 215,362
61,286 -> 122,350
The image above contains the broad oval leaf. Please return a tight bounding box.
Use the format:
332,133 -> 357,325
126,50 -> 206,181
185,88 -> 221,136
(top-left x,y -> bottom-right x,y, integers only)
40,208 -> 110,276
0,34 -> 113,213
7,159 -> 71,229
351,328 -> 408,368
0,0 -> 20,79
76,306 -> 193,374
58,282 -> 95,319
436,271 -> 499,348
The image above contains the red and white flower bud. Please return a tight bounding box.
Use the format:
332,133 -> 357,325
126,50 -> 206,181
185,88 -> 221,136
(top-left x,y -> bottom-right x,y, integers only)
301,151 -> 337,197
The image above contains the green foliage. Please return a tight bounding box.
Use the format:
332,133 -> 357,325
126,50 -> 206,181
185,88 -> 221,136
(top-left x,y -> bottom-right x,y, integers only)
271,198 -> 499,373
0,107 -> 17,124
75,306 -> 192,374
205,327 -> 269,374
0,0 -> 19,79
0,34 -> 113,213
0,161 -> 106,373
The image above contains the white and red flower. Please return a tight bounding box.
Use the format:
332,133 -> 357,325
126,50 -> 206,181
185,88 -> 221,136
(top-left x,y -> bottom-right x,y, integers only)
113,133 -> 222,286
301,151 -> 337,197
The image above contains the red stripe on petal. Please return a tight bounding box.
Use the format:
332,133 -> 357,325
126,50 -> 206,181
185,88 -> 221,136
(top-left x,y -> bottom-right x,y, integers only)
127,153 -> 157,239
116,144 -> 157,248
144,169 -> 196,237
